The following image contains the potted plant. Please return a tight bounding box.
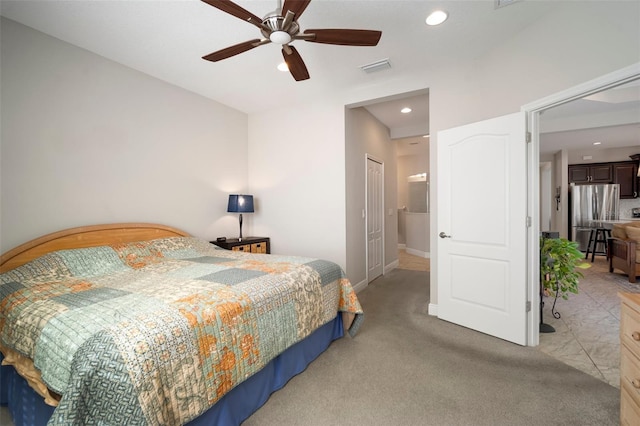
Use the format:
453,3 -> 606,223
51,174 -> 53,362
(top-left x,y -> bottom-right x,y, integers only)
540,236 -> 590,300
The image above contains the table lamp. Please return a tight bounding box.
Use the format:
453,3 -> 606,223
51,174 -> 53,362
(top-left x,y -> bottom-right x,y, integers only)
227,194 -> 254,241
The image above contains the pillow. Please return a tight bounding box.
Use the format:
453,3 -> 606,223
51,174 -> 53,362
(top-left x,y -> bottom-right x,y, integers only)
612,223 -> 631,239
624,226 -> 640,263
628,226 -> 640,242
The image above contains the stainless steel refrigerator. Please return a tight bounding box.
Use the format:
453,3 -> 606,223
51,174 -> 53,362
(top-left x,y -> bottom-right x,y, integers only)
570,183 -> 620,252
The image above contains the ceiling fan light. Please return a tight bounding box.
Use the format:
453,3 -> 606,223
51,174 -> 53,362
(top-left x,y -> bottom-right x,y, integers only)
426,10 -> 448,26
277,62 -> 289,72
270,30 -> 292,45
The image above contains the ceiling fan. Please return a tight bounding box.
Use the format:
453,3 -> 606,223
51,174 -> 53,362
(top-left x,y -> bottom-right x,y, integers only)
201,0 -> 382,81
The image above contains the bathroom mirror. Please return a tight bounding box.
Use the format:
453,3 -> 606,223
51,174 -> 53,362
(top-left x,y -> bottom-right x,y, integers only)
407,173 -> 429,213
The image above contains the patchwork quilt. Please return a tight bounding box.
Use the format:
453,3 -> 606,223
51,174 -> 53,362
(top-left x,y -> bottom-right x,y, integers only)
0,237 -> 363,425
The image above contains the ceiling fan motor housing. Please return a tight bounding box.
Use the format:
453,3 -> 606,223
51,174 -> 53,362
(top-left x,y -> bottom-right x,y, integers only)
261,14 -> 300,43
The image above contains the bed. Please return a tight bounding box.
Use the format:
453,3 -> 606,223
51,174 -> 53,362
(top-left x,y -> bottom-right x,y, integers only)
0,223 -> 363,425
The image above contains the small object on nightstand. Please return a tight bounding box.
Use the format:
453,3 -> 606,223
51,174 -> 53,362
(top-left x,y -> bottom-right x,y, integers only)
216,237 -> 226,242
210,237 -> 270,254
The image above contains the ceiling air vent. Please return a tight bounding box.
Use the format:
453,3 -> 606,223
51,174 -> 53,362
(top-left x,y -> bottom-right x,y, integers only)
359,58 -> 391,74
495,0 -> 521,8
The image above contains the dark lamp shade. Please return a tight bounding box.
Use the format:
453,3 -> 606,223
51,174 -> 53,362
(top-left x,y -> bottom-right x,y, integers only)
227,194 -> 254,213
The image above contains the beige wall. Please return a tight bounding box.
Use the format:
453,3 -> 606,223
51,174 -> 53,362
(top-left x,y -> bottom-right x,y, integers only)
0,18 -> 249,251
247,99 -> 347,266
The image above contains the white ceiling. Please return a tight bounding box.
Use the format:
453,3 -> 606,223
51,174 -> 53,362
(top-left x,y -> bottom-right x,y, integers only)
1,0 -> 638,151
539,80 -> 640,155
0,0 -> 556,118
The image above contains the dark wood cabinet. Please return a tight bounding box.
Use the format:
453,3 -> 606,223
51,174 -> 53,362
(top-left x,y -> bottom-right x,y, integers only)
211,237 -> 270,254
569,160 -> 638,199
613,161 -> 639,199
568,164 -> 613,183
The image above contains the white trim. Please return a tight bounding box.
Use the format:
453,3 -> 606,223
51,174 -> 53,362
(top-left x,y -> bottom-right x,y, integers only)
406,248 -> 430,258
522,63 -> 640,113
352,279 -> 368,293
428,303 -> 438,316
397,243 -> 407,249
384,259 -> 399,273
522,62 -> 640,347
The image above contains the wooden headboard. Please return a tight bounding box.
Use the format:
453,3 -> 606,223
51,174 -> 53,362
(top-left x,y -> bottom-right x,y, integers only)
0,223 -> 191,272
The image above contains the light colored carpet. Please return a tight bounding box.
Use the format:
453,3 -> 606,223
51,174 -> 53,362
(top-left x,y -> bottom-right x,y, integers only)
244,268 -> 618,426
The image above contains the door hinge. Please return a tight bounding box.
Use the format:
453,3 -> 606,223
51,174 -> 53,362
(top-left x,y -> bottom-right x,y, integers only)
526,301 -> 532,312
526,131 -> 532,143
526,216 -> 532,227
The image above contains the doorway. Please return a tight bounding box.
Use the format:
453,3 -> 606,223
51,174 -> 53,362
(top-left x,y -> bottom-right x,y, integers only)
344,89 -> 429,291
432,63 -> 639,347
525,62 -> 640,346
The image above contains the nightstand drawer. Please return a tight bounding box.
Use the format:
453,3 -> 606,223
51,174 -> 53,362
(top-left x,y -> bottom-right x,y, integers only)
251,242 -> 267,253
232,244 -> 251,252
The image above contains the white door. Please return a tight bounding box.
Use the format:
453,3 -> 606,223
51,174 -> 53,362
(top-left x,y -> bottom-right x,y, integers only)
367,157 -> 383,282
437,112 -> 528,345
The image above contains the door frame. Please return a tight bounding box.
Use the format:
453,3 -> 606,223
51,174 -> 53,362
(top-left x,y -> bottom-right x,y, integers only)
523,62 -> 640,346
365,154 -> 385,283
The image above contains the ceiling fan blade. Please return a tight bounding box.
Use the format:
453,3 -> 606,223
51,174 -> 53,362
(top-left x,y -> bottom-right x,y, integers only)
282,46 -> 309,81
202,39 -> 265,62
282,0 -> 312,19
201,0 -> 264,29
302,29 -> 382,46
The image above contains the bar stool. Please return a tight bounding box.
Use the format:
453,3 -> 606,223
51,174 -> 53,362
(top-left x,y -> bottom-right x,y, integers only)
585,227 -> 611,262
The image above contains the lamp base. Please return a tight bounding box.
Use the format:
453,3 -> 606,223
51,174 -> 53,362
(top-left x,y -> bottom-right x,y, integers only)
238,213 -> 243,241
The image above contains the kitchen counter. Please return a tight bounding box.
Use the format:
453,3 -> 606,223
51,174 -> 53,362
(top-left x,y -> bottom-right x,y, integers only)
591,218 -> 640,229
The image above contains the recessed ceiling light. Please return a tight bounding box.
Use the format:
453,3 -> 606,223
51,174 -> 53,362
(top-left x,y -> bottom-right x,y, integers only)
426,10 -> 448,26
423,134 -> 430,138
277,62 -> 289,72
593,141 -> 602,145
401,107 -> 412,114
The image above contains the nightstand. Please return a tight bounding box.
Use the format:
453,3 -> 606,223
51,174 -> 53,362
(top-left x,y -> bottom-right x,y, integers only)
211,237 -> 270,254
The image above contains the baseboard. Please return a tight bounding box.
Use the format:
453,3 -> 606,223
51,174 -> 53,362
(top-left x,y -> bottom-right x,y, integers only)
384,259 -> 399,273
428,303 -> 438,316
406,248 -> 430,258
352,278 -> 368,293
398,243 -> 406,249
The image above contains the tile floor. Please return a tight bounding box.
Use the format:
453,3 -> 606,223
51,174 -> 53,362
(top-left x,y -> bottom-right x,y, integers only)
537,254 -> 640,388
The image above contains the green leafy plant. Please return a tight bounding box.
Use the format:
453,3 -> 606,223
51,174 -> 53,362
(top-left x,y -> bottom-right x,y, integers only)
540,237 -> 591,300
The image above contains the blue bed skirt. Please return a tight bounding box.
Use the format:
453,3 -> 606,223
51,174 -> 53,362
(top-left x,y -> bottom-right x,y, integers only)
0,314 -> 344,426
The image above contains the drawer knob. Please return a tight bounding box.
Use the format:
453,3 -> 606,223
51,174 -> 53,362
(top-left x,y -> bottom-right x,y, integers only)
633,379 -> 640,389
633,331 -> 640,341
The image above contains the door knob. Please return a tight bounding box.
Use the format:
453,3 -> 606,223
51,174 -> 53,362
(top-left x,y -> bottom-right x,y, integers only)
439,232 -> 451,239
